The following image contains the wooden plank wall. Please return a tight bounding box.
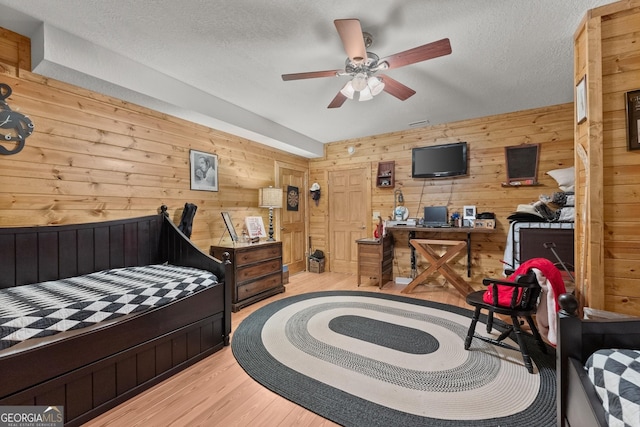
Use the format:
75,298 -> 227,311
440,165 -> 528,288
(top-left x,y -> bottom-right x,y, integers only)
0,60 -> 308,254
573,8 -> 604,310
0,27 -> 30,74
311,104 -> 575,284
579,0 -> 640,315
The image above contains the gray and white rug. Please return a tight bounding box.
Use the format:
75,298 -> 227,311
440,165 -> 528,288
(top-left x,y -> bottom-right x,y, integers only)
232,291 -> 556,427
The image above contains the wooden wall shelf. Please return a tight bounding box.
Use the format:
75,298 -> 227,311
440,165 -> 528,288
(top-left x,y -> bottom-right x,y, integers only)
376,161 -> 395,188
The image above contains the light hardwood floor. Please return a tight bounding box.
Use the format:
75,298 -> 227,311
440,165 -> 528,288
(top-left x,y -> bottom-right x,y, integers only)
84,272 -> 469,427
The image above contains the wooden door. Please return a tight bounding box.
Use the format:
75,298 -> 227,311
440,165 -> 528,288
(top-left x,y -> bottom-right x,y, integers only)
278,164 -> 307,274
328,167 -> 370,273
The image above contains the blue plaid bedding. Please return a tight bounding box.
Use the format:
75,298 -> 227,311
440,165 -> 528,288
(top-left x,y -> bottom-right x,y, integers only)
0,264 -> 218,350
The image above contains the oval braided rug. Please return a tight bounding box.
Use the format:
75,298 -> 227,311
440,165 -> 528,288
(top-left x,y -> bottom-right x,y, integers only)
232,291 -> 556,427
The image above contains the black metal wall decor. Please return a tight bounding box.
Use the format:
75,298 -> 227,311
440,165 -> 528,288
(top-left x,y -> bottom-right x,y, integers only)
0,83 -> 34,155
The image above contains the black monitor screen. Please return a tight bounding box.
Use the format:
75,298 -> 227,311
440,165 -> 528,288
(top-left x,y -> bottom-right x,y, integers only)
411,142 -> 468,178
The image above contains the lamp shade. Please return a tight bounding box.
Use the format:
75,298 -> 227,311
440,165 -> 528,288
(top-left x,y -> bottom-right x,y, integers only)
340,81 -> 356,99
259,187 -> 283,208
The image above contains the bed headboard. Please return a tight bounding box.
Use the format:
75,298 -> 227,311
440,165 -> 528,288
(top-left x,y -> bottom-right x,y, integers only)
0,214 -> 165,289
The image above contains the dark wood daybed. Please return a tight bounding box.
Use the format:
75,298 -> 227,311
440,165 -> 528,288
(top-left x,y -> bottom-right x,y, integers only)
0,206 -> 232,426
557,293 -> 640,427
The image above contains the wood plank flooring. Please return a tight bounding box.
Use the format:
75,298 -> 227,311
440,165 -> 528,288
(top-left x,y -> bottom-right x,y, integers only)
83,272 -> 469,427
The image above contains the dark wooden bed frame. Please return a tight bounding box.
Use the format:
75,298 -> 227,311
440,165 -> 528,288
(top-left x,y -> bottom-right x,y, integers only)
0,206 -> 232,426
557,293 -> 640,427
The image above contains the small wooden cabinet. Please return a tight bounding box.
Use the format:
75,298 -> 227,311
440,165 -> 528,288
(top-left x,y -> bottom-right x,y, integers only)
210,241 -> 284,312
376,161 -> 395,188
356,234 -> 394,288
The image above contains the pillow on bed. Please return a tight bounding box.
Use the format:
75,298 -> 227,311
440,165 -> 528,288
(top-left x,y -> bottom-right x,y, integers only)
547,166 -> 575,192
586,349 -> 640,427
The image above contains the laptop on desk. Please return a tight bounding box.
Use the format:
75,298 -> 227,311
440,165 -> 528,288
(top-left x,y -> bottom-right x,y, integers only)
423,206 -> 450,227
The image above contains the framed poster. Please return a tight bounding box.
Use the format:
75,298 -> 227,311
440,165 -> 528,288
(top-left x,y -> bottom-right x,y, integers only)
626,89 -> 640,151
576,76 -> 587,124
190,149 -> 218,191
221,212 -> 238,242
245,216 -> 266,239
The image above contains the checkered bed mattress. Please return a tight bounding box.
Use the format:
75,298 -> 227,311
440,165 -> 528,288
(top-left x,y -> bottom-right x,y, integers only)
0,264 -> 219,351
586,349 -> 640,427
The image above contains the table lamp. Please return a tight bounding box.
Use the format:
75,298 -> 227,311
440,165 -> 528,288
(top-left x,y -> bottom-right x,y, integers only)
259,186 -> 283,241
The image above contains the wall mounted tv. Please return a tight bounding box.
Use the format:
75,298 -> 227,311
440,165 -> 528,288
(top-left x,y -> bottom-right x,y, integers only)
411,142 -> 468,178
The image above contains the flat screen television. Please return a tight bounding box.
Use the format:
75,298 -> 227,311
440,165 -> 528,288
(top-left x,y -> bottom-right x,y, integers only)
411,142 -> 468,178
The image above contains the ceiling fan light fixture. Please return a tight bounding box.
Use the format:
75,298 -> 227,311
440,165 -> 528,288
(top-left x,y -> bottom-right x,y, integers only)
351,73 -> 368,91
358,86 -> 373,101
340,81 -> 356,99
367,76 -> 385,96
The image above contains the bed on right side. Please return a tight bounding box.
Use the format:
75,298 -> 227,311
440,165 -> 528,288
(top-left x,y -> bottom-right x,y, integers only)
557,293 -> 640,427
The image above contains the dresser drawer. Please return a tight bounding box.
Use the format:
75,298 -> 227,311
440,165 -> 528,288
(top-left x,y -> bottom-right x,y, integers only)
236,258 -> 282,284
236,245 -> 281,265
237,272 -> 283,300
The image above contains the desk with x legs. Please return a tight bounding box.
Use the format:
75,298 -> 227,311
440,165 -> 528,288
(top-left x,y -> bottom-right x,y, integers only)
402,239 -> 474,295
386,226 -> 496,296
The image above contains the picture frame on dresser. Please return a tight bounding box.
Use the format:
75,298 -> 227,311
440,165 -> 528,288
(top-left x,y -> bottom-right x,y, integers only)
626,89 -> 640,151
245,216 -> 267,239
221,211 -> 238,242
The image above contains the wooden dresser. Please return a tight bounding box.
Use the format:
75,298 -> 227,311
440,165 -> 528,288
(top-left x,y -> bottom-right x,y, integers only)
356,234 -> 394,288
210,241 -> 284,312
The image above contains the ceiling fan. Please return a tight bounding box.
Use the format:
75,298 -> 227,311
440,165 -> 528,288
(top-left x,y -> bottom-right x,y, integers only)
281,19 -> 452,108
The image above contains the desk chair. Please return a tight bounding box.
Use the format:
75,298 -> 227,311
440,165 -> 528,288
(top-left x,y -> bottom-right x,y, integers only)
464,269 -> 546,373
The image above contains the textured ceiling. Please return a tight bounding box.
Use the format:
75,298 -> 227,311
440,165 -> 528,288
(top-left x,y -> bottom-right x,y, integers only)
0,0 -> 613,157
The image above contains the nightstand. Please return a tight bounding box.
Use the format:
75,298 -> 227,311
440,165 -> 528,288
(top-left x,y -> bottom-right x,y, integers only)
210,241 -> 284,312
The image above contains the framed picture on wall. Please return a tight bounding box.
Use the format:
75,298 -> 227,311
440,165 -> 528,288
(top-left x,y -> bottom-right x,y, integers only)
626,89 -> 640,151
190,149 -> 218,192
504,143 -> 540,184
576,76 -> 587,124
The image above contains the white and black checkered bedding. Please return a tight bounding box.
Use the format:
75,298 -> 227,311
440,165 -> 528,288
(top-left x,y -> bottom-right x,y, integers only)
586,349 -> 640,427
0,264 -> 219,351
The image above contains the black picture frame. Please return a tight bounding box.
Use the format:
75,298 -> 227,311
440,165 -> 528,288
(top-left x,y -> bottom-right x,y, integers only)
626,89 -> 640,151
221,212 -> 238,242
190,149 -> 218,192
504,143 -> 540,184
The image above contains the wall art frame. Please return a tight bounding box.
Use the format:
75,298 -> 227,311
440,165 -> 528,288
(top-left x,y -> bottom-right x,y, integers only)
190,149 -> 218,192
626,89 -> 640,151
576,76 -> 587,124
221,212 -> 238,242
504,143 -> 540,184
463,205 -> 476,228
245,216 -> 266,239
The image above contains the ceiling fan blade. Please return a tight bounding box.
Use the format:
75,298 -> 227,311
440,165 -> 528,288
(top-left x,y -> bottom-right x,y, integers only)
282,70 -> 342,81
327,91 -> 348,109
334,19 -> 367,64
380,38 -> 452,70
380,75 -> 416,101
